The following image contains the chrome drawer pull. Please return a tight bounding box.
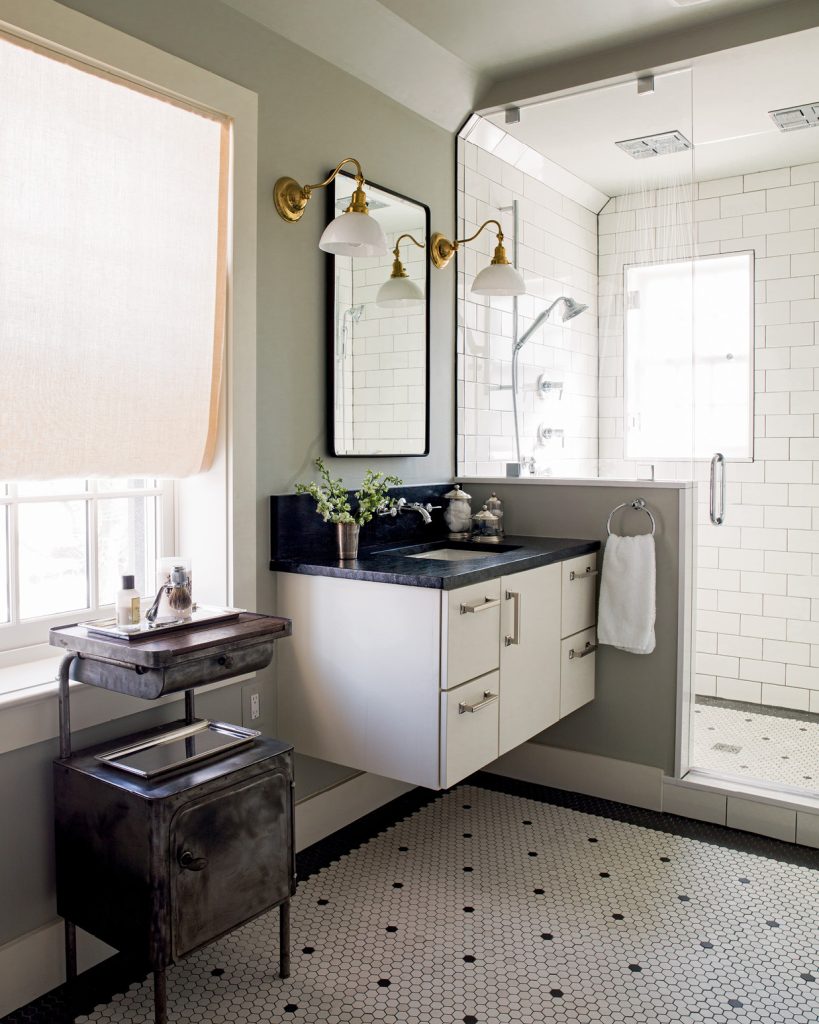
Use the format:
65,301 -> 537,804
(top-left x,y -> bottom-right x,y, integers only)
458,690 -> 498,715
569,567 -> 598,581
504,590 -> 521,647
460,597 -> 501,614
568,641 -> 597,660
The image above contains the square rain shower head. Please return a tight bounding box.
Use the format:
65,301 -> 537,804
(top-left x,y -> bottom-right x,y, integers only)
769,103 -> 819,131
615,130 -> 693,159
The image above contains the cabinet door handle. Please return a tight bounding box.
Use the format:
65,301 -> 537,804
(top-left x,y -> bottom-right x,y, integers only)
458,690 -> 498,715
568,641 -> 598,660
504,590 -> 521,647
178,849 -> 208,871
569,567 -> 598,581
459,597 -> 501,614
217,654 -> 234,668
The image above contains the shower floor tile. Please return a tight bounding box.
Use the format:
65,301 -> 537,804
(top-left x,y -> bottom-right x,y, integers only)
693,696 -> 819,794
8,778 -> 817,1024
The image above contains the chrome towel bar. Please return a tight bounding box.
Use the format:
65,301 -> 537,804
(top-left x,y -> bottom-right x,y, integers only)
606,497 -> 656,536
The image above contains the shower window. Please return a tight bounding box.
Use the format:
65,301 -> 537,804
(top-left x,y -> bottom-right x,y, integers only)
625,252 -> 754,461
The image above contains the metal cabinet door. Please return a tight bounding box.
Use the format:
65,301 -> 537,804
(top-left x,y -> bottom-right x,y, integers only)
171,770 -> 291,959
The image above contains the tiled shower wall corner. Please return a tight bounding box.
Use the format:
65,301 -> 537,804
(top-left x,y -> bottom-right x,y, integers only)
336,230 -> 426,454
456,139 -> 599,477
599,162 -> 819,714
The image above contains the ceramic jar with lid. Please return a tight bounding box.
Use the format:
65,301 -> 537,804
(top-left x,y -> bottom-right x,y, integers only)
444,484 -> 472,538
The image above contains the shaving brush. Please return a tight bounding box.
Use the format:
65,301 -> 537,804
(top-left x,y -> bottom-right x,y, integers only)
167,564 -> 193,618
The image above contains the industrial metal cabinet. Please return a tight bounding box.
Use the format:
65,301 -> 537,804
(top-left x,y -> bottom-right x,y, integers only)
49,613 -> 294,1024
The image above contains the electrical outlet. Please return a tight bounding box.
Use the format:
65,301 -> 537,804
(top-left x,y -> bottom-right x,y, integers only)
250,692 -> 261,720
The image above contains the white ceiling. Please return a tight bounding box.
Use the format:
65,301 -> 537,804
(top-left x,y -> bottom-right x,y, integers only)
484,28 -> 819,196
218,0 -> 796,131
374,0 -> 780,80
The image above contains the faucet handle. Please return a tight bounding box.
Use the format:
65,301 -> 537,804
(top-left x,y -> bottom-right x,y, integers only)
424,503 -> 442,512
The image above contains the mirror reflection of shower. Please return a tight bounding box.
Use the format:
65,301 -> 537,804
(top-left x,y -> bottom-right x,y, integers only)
336,292 -> 364,451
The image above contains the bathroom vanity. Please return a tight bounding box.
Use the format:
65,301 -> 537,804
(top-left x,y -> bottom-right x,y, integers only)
273,536 -> 599,789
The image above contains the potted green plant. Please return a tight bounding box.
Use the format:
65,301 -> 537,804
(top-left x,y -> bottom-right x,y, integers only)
296,458 -> 402,560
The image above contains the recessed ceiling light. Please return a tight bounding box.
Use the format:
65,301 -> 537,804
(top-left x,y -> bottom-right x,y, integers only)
669,0 -> 713,6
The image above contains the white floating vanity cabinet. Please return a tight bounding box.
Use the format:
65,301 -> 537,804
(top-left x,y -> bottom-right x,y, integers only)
277,551 -> 597,790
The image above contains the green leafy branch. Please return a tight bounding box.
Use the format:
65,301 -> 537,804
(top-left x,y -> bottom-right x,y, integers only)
296,458 -> 402,526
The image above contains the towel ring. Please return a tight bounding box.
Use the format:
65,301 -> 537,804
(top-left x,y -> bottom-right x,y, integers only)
607,498 -> 656,536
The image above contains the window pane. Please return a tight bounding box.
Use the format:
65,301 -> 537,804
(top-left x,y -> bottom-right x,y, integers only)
96,478 -> 154,492
97,496 -> 157,606
16,479 -> 87,497
18,501 -> 88,618
0,507 -> 8,623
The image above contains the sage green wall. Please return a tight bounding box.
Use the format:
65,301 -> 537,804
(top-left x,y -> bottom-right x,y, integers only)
478,482 -> 690,775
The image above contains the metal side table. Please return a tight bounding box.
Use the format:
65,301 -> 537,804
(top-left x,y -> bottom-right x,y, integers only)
49,612 -> 293,1024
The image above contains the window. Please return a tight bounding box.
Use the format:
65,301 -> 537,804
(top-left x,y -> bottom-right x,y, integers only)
0,24 -> 234,658
625,253 -> 754,461
0,478 -> 172,651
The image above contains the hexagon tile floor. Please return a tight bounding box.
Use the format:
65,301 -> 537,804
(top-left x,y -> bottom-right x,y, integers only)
5,778 -> 818,1024
692,696 -> 819,794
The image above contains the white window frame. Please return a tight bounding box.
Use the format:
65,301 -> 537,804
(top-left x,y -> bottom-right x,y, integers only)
0,0 -> 258,700
624,251 -> 755,464
0,479 -> 175,656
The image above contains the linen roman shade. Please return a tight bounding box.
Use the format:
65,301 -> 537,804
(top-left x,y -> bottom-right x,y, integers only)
0,32 -> 230,480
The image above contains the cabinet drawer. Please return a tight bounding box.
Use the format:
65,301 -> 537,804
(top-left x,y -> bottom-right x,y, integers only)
440,672 -> 499,789
445,578 -> 501,688
560,553 -> 598,638
560,628 -> 596,718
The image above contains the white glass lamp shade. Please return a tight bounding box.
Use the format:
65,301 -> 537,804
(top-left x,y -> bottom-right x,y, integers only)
376,275 -> 424,308
471,261 -> 526,296
319,211 -> 389,257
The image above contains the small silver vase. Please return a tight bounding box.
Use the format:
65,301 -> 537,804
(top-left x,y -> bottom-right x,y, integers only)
336,522 -> 360,560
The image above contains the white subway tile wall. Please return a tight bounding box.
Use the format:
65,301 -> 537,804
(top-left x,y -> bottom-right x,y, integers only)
456,138 -> 599,477
599,164 -> 819,712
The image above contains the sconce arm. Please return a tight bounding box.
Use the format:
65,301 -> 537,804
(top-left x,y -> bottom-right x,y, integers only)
274,156 -> 368,223
430,218 -> 509,271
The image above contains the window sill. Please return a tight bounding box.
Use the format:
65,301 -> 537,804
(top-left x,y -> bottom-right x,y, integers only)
0,654 -> 254,756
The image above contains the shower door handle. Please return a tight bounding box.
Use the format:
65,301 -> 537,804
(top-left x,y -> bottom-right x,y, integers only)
709,453 -> 726,526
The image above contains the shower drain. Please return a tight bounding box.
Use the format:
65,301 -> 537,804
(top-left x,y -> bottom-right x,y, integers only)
712,742 -> 742,754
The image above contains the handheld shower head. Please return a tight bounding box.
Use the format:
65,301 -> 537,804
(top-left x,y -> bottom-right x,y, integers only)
560,297 -> 588,322
513,295 -> 587,351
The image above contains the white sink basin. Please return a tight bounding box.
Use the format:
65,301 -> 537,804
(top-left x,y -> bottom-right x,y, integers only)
406,548 -> 501,561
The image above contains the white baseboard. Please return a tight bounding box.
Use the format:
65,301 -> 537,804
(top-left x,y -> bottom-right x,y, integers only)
295,771 -> 414,852
0,920 -> 115,1019
486,741 -> 664,811
1,771 -> 413,1018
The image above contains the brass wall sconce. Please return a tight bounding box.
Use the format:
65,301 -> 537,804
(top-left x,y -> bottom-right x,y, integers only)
376,234 -> 425,308
430,219 -> 526,296
273,157 -> 388,256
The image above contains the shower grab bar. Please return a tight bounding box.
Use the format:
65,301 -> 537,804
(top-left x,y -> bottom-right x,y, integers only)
606,498 -> 656,536
709,453 -> 726,526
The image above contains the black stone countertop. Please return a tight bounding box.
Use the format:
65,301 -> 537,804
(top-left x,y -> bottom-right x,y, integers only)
269,535 -> 600,590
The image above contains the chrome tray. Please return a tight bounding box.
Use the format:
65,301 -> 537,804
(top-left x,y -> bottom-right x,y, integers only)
81,605 -> 244,641
95,720 -> 260,778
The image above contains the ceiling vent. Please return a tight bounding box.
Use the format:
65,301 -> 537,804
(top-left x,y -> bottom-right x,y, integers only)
615,130 -> 692,159
769,103 -> 819,132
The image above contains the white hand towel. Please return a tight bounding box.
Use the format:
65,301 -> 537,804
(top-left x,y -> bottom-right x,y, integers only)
597,533 -> 656,655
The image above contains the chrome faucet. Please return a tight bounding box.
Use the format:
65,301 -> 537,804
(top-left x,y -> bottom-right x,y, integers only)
378,497 -> 441,525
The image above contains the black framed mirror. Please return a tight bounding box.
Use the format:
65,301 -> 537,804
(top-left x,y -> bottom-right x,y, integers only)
327,170 -> 430,456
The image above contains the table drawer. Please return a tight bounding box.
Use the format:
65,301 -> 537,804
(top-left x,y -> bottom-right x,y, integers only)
440,672 -> 500,789
560,628 -> 596,718
560,553 -> 598,638
445,579 -> 501,688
